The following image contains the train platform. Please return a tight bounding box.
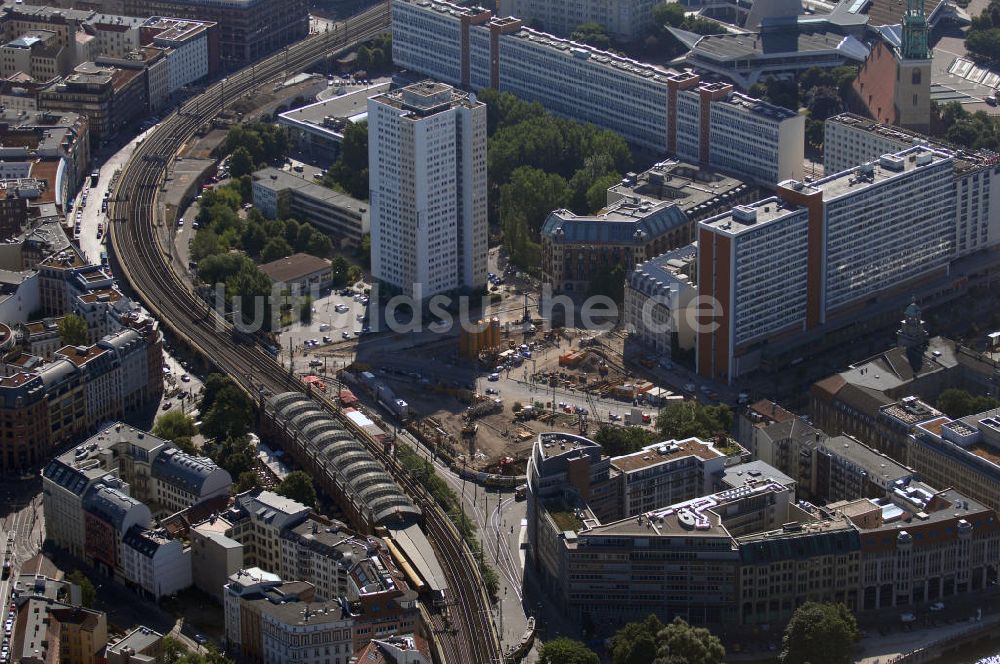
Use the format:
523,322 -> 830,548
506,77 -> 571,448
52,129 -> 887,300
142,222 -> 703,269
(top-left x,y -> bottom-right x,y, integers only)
389,522 -> 449,598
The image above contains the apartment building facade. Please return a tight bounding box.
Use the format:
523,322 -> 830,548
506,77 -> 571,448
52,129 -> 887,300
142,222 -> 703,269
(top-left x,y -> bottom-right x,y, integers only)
825,113 -> 1000,259
391,0 -> 804,185
697,146 -> 957,383
368,81 -> 487,296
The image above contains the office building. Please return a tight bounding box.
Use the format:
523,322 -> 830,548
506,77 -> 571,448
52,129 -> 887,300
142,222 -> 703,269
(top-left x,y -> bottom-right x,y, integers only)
834,482 -> 999,610
525,429 -> 1000,632
391,0 -> 804,184
37,61 -> 146,139
815,435 -> 917,502
368,81 -> 487,296
497,0 -> 657,41
353,634 -> 431,664
278,518 -> 357,601
909,407 -> 1000,513
121,0 -> 306,70
624,244 -> 698,357
0,108 -> 90,198
541,199 -> 691,294
253,168 -> 369,247
223,572 -> 354,664
277,83 -> 389,163
697,145 -> 956,382
825,113 -> 1000,259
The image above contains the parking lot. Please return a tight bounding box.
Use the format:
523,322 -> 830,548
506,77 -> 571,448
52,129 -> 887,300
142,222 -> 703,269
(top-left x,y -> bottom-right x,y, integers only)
282,285 -> 372,374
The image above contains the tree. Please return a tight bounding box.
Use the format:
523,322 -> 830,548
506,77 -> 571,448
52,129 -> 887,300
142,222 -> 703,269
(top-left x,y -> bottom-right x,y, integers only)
229,146 -> 255,179
937,388 -> 1000,418
152,411 -> 199,454
657,401 -> 732,440
201,381 -> 253,440
762,78 -> 799,110
594,426 -> 655,457
570,22 -> 611,49
58,314 -> 88,346
260,237 -> 293,263
323,121 -> 369,199
236,174 -> 253,203
652,2 -> 687,29
611,614 -> 664,664
67,570 -> 96,608
780,602 -> 859,664
227,261 -> 274,330
276,470 -> 317,508
586,173 -> 620,213
654,617 -> 725,664
198,253 -> 253,286
163,636 -> 236,664
199,373 -> 230,414
538,638 -> 599,664
190,228 -> 223,261
235,471 -> 260,492
806,86 -> 842,121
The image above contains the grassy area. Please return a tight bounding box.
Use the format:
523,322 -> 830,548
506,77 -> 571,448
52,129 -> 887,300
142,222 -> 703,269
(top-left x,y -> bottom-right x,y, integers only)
549,510 -> 583,532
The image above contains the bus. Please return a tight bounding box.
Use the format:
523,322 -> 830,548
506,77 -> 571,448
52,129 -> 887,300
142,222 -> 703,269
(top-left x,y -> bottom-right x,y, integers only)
90,170 -> 100,187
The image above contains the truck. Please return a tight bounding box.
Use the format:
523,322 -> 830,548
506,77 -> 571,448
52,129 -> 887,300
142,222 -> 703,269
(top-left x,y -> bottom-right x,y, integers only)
90,170 -> 100,186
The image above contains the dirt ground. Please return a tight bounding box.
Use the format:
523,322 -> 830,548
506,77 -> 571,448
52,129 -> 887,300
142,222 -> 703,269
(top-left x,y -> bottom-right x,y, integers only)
364,326 -> 644,472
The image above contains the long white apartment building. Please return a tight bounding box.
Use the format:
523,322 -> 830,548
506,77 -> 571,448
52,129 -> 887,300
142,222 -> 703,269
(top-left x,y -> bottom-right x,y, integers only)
698,145 -> 957,382
368,81 -> 487,296
391,0 -> 804,185
825,113 -> 1000,259
498,0 -> 657,41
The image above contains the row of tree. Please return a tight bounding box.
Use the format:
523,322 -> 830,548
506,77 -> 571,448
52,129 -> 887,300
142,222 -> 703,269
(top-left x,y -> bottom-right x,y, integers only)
356,33 -> 393,72
966,2 -> 1000,66
478,88 -> 633,269
540,601 -> 860,664
221,123 -> 289,173
592,400 -> 733,457
748,66 -> 857,151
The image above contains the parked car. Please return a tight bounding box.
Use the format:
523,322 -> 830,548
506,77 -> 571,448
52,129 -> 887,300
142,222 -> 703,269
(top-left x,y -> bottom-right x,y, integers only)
487,373 -> 500,381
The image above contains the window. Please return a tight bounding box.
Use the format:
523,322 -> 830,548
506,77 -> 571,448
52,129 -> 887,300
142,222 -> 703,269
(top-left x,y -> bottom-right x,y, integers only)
912,70 -> 921,85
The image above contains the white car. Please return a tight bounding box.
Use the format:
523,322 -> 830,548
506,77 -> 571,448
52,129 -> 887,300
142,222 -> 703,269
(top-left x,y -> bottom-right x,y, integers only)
334,304 -> 349,313
180,374 -> 191,383
487,373 -> 500,381
929,602 -> 945,612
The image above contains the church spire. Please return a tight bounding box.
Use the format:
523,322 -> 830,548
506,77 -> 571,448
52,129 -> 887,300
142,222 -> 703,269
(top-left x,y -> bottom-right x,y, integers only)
901,0 -> 931,60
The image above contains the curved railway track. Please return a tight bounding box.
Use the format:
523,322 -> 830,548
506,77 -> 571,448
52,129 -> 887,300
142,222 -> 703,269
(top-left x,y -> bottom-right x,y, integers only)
108,7 -> 503,661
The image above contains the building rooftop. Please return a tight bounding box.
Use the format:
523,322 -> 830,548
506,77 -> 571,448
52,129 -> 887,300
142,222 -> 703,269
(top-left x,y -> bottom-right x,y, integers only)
880,396 -> 941,426
55,343 -> 108,367
627,243 -> 698,294
82,481 -> 149,531
701,196 -> 804,236
123,525 -> 173,558
150,447 -> 223,495
509,24 -> 686,83
688,27 -> 868,64
721,460 -> 796,489
782,145 -> 953,202
253,168 -> 367,217
608,160 -> 752,216
542,198 -> 689,245
258,252 -> 332,284
143,16 -> 214,43
278,82 -> 390,132
820,435 -> 914,484
611,437 -> 726,473
373,80 -> 481,117
107,626 -> 163,658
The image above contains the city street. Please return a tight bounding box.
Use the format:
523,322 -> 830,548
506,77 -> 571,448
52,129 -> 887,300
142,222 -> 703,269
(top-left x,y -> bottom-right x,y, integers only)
0,480 -> 45,607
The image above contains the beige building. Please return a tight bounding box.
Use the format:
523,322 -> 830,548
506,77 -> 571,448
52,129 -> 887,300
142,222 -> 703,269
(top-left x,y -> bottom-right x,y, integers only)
191,515 -> 244,601
909,409 -> 1000,514
228,489 -> 311,572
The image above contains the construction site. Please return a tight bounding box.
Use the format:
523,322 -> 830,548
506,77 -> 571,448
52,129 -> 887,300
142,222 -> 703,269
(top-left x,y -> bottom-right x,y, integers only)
334,320 -> 673,477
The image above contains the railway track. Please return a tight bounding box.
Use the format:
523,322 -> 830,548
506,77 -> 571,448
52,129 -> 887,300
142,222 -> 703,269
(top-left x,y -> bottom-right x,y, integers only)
107,7 -> 503,662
